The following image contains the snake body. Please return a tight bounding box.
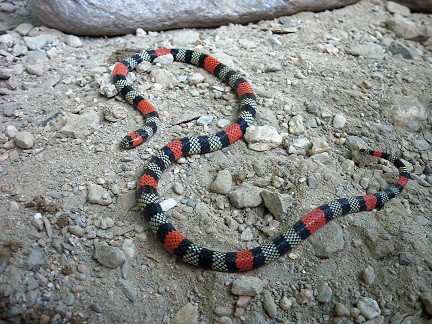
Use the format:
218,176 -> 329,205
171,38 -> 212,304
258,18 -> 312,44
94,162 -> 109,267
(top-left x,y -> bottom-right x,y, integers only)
113,48 -> 409,272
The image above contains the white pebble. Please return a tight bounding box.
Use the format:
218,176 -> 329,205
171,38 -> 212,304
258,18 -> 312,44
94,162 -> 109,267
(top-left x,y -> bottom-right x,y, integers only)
160,198 -> 177,211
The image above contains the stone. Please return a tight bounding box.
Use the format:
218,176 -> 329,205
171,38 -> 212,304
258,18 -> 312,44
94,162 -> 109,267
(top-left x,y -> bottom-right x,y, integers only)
25,249 -> 46,270
231,276 -> 266,296
288,115 -> 305,135
210,170 -> 233,194
91,303 -> 103,313
362,265 -> 376,284
399,251 -> 413,265
385,15 -> 429,41
261,191 -> 292,221
391,96 -> 427,131
228,184 -> 263,208
309,221 -> 345,258
345,42 -> 385,60
392,0 -> 432,13
103,104 -> 128,122
196,115 -> 213,126
316,282 -> 333,303
68,225 -> 85,237
27,0 -> 362,36
357,297 -> 381,320
24,34 -> 59,50
173,303 -> 199,324
388,41 -> 420,59
244,125 -> 283,151
60,111 -> 101,138
334,303 -> 350,317
279,296 -> 292,310
149,69 -> 177,88
26,64 -> 44,76
94,241 -> 126,268
333,114 -> 346,128
420,293 -> 432,315
385,1 -> 411,16
189,72 -> 205,85
15,23 -> 35,36
309,137 -> 331,155
115,278 -> 137,302
88,184 -> 113,206
412,139 -> 430,151
122,239 -> 136,259
159,198 -> 177,211
263,290 -> 278,318
0,3 -> 15,13
13,131 -> 34,149
66,35 -> 83,47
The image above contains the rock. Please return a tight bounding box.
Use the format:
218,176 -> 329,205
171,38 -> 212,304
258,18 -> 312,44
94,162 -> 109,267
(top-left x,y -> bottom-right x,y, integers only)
263,290 -> 278,318
0,3 -> 15,13
333,114 -> 346,128
292,137 -> 312,150
385,1 -> 411,16
160,198 -> 177,211
279,296 -> 292,310
15,23 -> 35,36
24,34 -> 59,50
288,115 -> 305,135
94,241 -> 126,268
196,115 -> 213,126
362,265 -> 376,285
60,111 -> 101,138
309,137 -> 331,155
316,282 -> 332,303
345,42 -> 385,60
244,125 -> 282,151
228,184 -> 263,208
214,306 -> 232,316
97,74 -> 118,97
334,303 -> 350,317
420,293 -> 432,315
357,297 -> 381,320
91,303 -> 103,313
412,138 -> 430,151
231,276 -> 266,296
99,217 -> 114,230
388,41 -> 420,59
122,239 -> 136,259
25,249 -> 46,270
173,303 -> 199,324
14,131 -> 34,149
240,228 -> 253,241
66,35 -> 83,47
149,69 -> 177,88
189,72 -> 205,85
68,225 -> 85,237
399,251 -> 413,265
0,69 -> 12,79
103,104 -> 128,122
88,184 -> 113,206
391,96 -> 427,131
26,64 -> 44,76
27,0 -> 362,36
210,170 -> 233,194
385,15 -> 429,41
392,0 -> 432,13
261,191 -> 292,221
309,221 -> 345,258
115,278 -> 137,302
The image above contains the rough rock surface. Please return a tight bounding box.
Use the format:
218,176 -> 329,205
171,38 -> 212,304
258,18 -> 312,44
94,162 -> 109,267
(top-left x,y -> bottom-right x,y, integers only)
393,0 -> 432,13
27,0 -> 361,36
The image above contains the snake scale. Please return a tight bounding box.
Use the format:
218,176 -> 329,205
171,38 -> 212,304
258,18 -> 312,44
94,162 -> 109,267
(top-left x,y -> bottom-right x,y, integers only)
112,48 -> 409,272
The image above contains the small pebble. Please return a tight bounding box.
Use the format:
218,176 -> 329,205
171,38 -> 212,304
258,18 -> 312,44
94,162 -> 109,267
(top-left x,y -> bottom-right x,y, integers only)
362,265 -> 376,284
14,131 -> 34,149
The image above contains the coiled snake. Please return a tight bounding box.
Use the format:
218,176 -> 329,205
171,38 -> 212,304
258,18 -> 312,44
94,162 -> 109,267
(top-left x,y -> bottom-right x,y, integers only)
112,48 -> 409,272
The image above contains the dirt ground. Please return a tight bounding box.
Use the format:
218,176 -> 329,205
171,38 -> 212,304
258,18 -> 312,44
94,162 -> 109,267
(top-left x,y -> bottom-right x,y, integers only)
0,0 -> 431,323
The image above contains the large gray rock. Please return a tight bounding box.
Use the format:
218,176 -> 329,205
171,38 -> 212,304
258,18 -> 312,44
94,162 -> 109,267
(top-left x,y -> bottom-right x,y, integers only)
393,0 -> 432,13
27,0 -> 361,36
